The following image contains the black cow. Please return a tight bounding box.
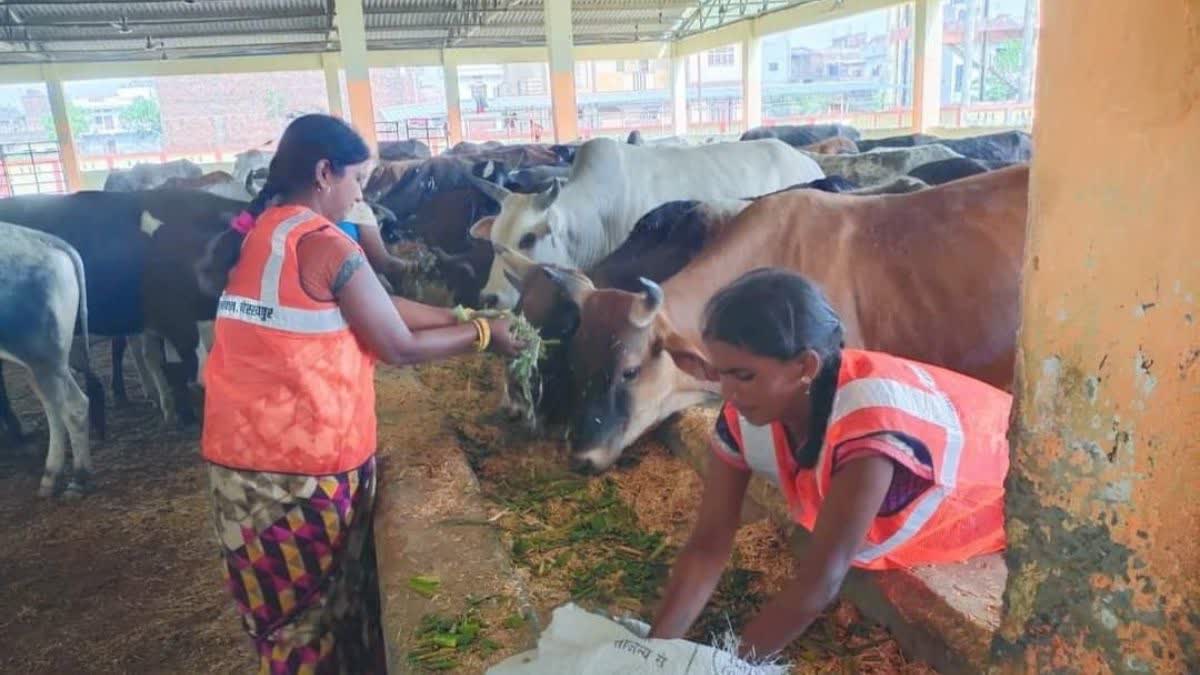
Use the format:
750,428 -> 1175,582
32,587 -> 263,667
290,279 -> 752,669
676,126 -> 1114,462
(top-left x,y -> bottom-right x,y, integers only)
740,123 -> 862,147
907,157 -> 1016,185
378,139 -> 431,161
858,130 -> 1032,163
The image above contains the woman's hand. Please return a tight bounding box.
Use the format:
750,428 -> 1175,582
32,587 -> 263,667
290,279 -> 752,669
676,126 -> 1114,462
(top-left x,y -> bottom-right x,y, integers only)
487,318 -> 526,357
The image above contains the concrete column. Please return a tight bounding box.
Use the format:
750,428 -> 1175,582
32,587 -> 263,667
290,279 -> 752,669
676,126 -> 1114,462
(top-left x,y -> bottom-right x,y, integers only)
43,66 -> 82,192
741,35 -> 762,132
334,0 -> 376,148
442,61 -> 463,146
543,0 -> 578,142
670,52 -> 688,137
911,0 -> 944,132
991,1 -> 1200,671
322,53 -> 345,118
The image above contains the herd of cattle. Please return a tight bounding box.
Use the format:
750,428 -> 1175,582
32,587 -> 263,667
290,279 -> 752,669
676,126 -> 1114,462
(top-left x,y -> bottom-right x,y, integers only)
0,122 -> 1032,494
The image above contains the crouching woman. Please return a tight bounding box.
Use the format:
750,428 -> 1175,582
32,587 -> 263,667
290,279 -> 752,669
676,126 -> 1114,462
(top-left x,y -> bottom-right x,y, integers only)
649,268 -> 1011,659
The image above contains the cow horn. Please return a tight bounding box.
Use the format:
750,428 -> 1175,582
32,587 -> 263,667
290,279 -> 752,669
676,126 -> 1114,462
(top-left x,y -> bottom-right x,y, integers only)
497,245 -> 536,282
540,264 -> 594,304
469,175 -> 512,204
533,178 -> 562,210
631,277 -> 664,328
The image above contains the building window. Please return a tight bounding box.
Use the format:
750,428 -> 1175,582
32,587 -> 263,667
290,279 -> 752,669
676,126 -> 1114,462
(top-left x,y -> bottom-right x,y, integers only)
707,47 -> 735,67
768,62 -> 780,72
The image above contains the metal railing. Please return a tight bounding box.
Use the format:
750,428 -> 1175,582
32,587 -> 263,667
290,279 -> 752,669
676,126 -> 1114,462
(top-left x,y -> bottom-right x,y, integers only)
462,108 -> 551,143
376,118 -> 450,155
0,141 -> 66,197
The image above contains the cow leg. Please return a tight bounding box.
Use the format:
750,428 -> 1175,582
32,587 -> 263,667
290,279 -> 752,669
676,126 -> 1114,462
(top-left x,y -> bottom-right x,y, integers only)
69,340 -> 106,442
110,336 -> 129,404
29,364 -> 84,498
127,334 -> 154,400
140,333 -> 178,427
159,322 -> 200,427
0,362 -> 23,445
195,321 -> 214,389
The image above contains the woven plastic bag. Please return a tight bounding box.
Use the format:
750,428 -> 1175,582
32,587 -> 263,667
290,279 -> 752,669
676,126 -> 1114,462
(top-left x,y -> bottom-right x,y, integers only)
487,603 -> 788,675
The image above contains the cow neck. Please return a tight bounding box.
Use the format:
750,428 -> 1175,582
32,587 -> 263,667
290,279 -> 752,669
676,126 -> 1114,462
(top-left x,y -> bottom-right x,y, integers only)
552,181 -> 609,269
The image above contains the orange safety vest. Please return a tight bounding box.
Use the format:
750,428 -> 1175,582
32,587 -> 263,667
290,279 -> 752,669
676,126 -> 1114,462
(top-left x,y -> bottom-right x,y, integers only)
201,205 -> 377,475
720,349 -> 1010,570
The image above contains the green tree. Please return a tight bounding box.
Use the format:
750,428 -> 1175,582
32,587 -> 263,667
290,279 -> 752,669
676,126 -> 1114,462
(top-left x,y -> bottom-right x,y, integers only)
983,41 -> 1023,102
118,96 -> 162,136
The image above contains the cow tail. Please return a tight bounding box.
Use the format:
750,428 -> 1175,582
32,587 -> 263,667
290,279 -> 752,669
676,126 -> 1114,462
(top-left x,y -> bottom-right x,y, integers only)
58,240 -> 92,372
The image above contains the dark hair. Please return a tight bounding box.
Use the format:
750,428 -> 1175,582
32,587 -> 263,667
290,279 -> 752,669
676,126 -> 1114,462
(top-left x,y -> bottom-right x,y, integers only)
702,268 -> 845,468
246,113 -> 371,218
197,114 -> 370,297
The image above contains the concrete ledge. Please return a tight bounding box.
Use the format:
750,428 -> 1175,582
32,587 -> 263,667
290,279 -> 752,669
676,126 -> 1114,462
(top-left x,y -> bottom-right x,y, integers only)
656,409 -> 1005,675
373,370 -> 538,673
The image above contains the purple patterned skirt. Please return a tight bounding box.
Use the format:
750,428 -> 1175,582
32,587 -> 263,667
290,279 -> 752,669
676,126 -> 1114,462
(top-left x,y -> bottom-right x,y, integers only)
208,456 -> 383,674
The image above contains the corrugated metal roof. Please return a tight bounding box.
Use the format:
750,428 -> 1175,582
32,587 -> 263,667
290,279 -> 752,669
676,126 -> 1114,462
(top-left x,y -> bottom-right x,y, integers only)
0,0 -> 812,64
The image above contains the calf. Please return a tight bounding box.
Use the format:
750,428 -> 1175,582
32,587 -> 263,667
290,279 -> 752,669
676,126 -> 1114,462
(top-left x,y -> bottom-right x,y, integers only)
558,166 -> 1029,472
801,136 -> 859,155
0,223 -> 102,496
379,139 -> 431,161
858,130 -> 1032,163
160,171 -> 252,202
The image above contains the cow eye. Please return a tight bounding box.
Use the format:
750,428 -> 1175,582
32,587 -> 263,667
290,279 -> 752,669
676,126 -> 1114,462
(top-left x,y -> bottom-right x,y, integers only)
518,233 -> 538,249
622,366 -> 641,381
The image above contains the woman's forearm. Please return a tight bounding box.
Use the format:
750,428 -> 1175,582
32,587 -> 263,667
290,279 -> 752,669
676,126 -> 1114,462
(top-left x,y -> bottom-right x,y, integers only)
649,543 -> 734,640
736,567 -> 843,660
378,322 -> 481,366
390,296 -> 458,330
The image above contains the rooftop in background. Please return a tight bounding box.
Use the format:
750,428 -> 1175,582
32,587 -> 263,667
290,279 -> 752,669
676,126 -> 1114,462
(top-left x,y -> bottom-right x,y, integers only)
0,0 -> 808,64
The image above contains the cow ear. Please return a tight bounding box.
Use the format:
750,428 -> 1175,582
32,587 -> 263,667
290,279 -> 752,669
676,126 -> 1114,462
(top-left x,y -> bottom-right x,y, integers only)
469,215 -> 495,240
660,330 -> 716,382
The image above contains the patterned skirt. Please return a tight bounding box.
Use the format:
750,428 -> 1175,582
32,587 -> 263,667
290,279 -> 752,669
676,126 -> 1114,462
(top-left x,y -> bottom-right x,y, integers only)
208,457 -> 384,675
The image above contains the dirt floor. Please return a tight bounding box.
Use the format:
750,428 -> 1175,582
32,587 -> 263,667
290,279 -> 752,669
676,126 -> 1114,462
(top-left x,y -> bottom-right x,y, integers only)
1,341 -> 933,674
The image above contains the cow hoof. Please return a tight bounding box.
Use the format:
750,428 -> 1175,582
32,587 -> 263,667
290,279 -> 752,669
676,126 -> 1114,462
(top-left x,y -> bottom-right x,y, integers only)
37,482 -> 56,498
63,483 -> 88,500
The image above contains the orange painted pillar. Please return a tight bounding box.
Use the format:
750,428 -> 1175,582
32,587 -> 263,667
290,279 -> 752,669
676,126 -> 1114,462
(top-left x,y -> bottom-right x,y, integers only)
442,60 -> 463,147
44,67 -> 83,192
992,1 -> 1200,671
542,0 -> 577,143
334,0 -> 376,149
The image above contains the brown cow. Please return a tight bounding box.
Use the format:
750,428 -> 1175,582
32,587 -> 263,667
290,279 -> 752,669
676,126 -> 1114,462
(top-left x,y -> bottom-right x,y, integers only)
801,136 -> 859,155
557,165 -> 1030,473
364,159 -> 423,202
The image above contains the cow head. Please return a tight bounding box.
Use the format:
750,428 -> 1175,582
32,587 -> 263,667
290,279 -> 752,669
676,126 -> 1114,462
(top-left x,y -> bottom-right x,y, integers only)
501,264 -> 594,425
564,278 -> 718,474
470,176 -> 570,309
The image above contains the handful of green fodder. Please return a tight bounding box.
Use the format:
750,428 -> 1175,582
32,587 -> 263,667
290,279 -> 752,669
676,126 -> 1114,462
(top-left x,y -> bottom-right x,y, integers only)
452,306 -> 551,427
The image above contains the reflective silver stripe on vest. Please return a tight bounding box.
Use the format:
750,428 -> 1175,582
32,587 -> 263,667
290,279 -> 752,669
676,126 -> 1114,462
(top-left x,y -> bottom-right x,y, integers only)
735,414 -> 783,486
217,211 -> 350,335
260,211 -> 314,305
217,294 -> 348,334
827,365 -> 964,565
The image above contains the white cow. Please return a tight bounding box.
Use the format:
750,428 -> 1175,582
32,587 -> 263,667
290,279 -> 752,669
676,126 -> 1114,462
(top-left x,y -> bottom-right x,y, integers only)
0,223 -> 96,497
802,144 -> 962,187
232,148 -> 273,195
103,159 -> 202,192
470,136 -> 825,308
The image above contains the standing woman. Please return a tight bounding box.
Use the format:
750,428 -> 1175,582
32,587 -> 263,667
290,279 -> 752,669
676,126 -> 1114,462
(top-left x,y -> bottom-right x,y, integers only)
200,114 -> 522,674
649,269 -> 1011,659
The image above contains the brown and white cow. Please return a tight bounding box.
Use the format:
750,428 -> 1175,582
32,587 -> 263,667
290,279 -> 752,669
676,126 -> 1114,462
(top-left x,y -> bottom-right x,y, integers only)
557,165 -> 1030,473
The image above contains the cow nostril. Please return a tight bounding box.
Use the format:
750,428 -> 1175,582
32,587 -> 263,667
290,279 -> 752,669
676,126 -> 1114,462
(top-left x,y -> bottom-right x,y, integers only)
481,294 -> 499,308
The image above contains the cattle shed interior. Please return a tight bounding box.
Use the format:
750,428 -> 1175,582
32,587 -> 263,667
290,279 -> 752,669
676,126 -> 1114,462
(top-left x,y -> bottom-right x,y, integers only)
0,1 -> 1195,674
